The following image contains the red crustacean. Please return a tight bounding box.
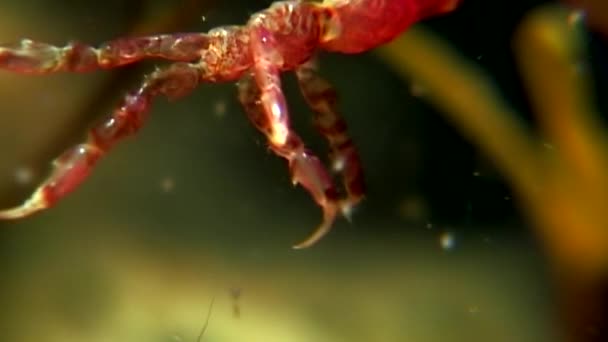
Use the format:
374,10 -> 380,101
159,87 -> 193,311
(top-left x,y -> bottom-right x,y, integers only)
0,0 -> 460,248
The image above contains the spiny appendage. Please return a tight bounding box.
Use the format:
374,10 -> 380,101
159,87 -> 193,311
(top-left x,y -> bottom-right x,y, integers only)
238,75 -> 341,249
295,63 -> 365,218
0,63 -> 200,219
0,33 -> 208,73
249,22 -> 348,248
0,144 -> 104,219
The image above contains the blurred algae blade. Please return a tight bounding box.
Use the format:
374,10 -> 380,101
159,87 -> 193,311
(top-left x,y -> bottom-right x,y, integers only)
377,26 -> 543,213
513,6 -> 608,272
378,4 -> 608,341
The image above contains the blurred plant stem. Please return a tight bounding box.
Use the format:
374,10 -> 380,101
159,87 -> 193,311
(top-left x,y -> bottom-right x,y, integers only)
379,4 -> 607,342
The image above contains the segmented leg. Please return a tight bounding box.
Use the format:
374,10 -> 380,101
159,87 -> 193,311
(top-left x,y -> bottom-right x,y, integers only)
296,62 -> 365,217
0,34 -> 208,73
0,63 -> 200,219
237,71 -> 340,249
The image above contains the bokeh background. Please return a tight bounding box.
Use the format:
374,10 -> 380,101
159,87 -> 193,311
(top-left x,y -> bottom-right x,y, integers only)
1,0 -> 606,341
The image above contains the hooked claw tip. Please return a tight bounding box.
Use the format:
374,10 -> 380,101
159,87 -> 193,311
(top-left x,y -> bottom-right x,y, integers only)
0,207 -> 36,220
292,203 -> 338,249
0,190 -> 48,220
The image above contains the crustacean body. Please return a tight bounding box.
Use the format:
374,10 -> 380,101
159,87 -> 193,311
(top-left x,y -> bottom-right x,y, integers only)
0,0 -> 460,248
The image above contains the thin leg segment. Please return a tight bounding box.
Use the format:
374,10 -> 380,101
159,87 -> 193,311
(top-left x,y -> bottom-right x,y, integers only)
0,62 -> 200,219
238,72 -> 341,249
295,62 -> 365,216
0,33 -> 209,74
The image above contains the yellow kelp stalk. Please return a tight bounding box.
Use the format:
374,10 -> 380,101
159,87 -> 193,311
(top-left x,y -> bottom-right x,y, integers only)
379,5 -> 608,342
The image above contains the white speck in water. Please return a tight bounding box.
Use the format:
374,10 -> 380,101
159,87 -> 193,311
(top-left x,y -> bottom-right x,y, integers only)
426,222 -> 433,229
201,15 -> 207,22
472,171 -> 481,177
439,231 -> 456,251
160,177 -> 175,193
468,305 -> 480,314
214,100 -> 227,117
503,195 -> 511,201
14,166 -> 34,185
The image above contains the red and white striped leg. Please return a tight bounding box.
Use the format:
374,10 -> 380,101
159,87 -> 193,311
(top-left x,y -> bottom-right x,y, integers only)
0,63 -> 200,219
296,62 -> 365,218
238,72 -> 341,249
0,33 -> 208,74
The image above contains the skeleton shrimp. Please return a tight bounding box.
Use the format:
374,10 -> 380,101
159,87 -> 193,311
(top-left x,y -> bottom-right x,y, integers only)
0,0 -> 461,248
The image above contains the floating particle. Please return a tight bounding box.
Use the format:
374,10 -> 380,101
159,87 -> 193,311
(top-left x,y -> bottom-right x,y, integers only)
213,100 -> 227,117
439,231 -> 456,251
160,177 -> 175,193
14,166 -> 34,185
